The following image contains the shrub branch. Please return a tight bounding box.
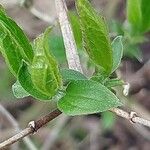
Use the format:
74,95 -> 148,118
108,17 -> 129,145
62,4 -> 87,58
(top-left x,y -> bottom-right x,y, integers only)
0,0 -> 150,149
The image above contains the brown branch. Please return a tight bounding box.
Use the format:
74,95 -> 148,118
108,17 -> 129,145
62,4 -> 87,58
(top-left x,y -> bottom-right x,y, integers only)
0,109 -> 62,149
0,104 -> 37,150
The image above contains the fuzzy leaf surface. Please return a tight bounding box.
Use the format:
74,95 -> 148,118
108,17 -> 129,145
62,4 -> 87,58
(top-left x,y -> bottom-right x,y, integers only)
31,28 -> 62,97
76,0 -> 113,74
58,80 -> 122,115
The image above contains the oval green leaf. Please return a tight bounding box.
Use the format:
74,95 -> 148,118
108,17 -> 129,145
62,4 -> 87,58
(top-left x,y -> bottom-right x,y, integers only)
58,80 -> 122,116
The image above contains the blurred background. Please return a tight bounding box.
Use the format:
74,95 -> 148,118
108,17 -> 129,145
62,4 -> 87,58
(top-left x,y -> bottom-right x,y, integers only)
0,0 -> 150,149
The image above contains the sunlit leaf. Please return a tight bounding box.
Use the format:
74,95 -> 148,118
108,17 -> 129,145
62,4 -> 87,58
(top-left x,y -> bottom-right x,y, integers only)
18,61 -> 51,100
0,6 -> 33,76
76,0 -> 113,74
31,27 -> 62,97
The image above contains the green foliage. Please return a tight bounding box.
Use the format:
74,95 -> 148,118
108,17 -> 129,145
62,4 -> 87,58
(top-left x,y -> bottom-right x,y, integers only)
127,0 -> 150,33
16,28 -> 63,100
18,61 -> 52,100
69,12 -> 82,49
127,0 -> 142,29
141,0 -> 150,32
104,78 -> 124,88
76,0 -> 113,74
49,35 -> 67,64
91,70 -> 109,84
124,44 -> 143,62
12,81 -> 30,98
31,27 -> 62,97
0,6 -> 63,100
0,6 -> 33,76
111,36 -> 123,73
58,80 -> 122,116
0,2 -> 123,115
60,69 -> 87,83
102,111 -> 116,130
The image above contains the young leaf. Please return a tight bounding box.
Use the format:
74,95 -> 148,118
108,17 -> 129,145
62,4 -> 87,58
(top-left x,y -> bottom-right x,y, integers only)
60,69 -> 87,83
0,6 -> 33,76
12,81 -> 30,98
0,33 -> 23,76
111,36 -> 123,73
104,78 -> 124,88
18,61 -> 51,100
31,27 -> 62,97
58,80 -> 122,116
91,70 -> 108,84
127,0 -> 142,27
68,12 -> 82,49
141,0 -> 150,32
76,0 -> 113,74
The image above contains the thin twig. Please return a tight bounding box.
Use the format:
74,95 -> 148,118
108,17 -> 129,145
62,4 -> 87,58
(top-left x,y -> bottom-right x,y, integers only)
0,109 -> 62,149
0,0 -> 150,149
0,104 -> 37,150
110,108 -> 150,127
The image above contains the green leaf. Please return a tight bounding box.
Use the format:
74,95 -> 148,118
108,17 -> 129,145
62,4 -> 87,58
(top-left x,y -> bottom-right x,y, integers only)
58,80 -> 122,116
91,70 -> 108,84
68,11 -> 82,49
76,0 -> 113,74
124,44 -> 143,62
49,35 -> 67,64
111,36 -> 123,73
60,69 -> 87,83
102,111 -> 116,130
141,0 -> 150,32
127,0 -> 142,27
104,78 -> 124,88
0,6 -> 33,76
18,61 -> 51,100
12,81 -> 30,98
31,27 -> 62,97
